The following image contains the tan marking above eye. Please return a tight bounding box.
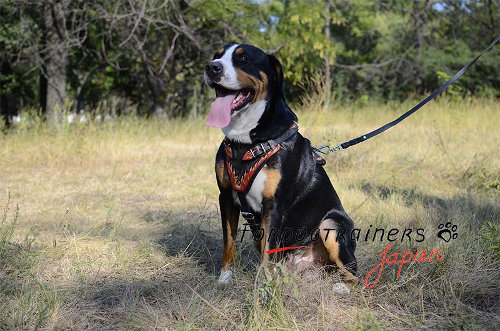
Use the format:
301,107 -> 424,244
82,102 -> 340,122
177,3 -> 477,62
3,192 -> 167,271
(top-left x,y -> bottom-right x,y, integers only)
235,47 -> 244,55
217,48 -> 224,55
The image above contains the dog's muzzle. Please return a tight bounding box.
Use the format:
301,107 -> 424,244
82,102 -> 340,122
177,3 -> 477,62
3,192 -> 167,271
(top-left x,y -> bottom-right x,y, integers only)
205,61 -> 223,82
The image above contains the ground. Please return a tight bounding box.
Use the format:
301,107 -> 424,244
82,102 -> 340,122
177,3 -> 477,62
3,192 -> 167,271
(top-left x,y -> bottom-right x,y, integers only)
1,97 -> 499,330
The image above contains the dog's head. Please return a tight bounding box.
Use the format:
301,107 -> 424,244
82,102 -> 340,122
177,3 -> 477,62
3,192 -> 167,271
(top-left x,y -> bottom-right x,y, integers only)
205,44 -> 296,143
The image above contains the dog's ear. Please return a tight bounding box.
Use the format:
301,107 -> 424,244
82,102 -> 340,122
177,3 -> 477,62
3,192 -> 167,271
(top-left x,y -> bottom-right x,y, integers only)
268,54 -> 285,97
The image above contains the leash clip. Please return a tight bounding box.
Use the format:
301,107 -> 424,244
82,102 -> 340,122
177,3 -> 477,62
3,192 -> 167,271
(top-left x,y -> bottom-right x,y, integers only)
330,143 -> 344,152
313,143 -> 344,155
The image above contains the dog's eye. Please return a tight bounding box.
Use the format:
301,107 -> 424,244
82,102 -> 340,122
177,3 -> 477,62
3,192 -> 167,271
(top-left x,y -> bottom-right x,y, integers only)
239,55 -> 247,61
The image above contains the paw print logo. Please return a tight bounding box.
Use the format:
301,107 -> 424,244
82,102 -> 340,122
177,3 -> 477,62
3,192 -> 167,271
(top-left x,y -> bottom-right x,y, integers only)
437,222 -> 458,242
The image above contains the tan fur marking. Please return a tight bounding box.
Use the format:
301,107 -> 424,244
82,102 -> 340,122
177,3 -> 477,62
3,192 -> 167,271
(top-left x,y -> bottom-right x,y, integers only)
216,161 -> 231,189
262,167 -> 281,198
320,219 -> 358,284
256,71 -> 268,102
235,69 -> 268,103
260,215 -> 270,265
222,221 -> 235,269
235,47 -> 244,55
217,48 -> 224,55
222,204 -> 239,270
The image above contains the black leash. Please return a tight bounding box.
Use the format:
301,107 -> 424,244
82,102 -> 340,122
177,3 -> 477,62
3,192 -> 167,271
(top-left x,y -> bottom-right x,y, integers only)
313,32 -> 500,155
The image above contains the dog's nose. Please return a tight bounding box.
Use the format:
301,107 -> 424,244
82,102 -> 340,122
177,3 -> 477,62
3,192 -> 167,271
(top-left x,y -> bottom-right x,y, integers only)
205,61 -> 223,78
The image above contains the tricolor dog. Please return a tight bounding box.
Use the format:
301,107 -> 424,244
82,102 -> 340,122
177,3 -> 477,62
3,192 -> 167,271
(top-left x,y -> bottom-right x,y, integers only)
205,44 -> 358,285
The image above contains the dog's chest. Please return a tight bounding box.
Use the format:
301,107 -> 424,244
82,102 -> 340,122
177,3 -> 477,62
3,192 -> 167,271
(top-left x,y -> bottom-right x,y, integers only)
232,167 -> 267,212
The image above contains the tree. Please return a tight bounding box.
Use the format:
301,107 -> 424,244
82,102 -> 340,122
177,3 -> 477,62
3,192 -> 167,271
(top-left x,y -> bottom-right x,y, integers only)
41,0 -> 69,124
0,1 -> 39,126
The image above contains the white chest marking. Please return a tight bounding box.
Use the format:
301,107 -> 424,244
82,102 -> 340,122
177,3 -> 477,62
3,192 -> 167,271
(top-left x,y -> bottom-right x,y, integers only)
222,100 -> 267,143
245,168 -> 267,212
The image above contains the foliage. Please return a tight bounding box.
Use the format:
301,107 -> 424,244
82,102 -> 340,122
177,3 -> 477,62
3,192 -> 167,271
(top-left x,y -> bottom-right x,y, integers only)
249,0 -> 341,85
480,222 -> 500,260
0,0 -> 499,121
347,309 -> 383,331
0,192 -> 18,258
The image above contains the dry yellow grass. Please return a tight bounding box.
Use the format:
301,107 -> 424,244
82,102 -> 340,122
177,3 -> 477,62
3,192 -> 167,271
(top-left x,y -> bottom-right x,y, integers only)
0,97 -> 499,330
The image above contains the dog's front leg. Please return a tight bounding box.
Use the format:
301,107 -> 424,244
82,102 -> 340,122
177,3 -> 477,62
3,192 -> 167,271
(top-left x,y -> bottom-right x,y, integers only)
218,191 -> 240,284
257,198 -> 281,267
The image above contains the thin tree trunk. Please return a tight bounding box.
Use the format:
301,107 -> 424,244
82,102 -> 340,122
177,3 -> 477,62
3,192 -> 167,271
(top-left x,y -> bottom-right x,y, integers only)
191,82 -> 198,119
1,62 -> 15,127
324,0 -> 331,108
43,0 -> 68,125
0,95 -> 13,127
413,0 -> 428,92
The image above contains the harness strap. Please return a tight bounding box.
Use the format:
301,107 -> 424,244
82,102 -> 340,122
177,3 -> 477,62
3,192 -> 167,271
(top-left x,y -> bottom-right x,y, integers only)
224,123 -> 298,193
226,124 -> 299,220
237,191 -> 255,222
314,31 -> 500,154
227,123 -> 298,161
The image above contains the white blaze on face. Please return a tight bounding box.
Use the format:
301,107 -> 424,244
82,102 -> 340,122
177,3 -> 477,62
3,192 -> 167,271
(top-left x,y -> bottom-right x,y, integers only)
207,44 -> 268,143
213,44 -> 240,89
205,44 -> 241,129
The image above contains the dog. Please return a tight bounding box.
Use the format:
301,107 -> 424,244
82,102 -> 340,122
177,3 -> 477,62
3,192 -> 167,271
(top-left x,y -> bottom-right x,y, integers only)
205,44 -> 357,285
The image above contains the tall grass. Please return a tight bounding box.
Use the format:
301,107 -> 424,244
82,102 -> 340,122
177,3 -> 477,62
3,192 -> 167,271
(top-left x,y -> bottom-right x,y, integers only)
0,96 -> 499,330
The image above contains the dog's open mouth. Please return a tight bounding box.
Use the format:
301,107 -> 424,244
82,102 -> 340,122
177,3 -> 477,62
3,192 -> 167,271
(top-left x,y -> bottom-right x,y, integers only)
206,84 -> 254,128
215,85 -> 254,113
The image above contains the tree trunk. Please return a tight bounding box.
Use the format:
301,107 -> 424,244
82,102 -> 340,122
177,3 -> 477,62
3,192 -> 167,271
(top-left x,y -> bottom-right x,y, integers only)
191,82 -> 199,119
324,0 -> 331,108
413,0 -> 428,92
0,95 -> 14,127
42,0 -> 68,125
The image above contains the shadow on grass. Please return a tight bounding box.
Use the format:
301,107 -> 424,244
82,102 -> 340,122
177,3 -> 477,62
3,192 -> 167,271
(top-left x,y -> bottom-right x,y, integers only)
143,210 -> 260,275
356,182 -> 500,312
359,182 -> 500,229
58,266 -> 251,330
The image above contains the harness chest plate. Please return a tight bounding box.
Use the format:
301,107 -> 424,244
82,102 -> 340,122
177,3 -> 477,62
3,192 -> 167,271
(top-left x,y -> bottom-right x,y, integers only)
224,143 -> 280,193
222,123 -> 298,193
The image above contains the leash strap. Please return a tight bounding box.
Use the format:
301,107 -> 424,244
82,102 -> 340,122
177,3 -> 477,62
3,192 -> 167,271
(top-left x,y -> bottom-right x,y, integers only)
314,31 -> 500,154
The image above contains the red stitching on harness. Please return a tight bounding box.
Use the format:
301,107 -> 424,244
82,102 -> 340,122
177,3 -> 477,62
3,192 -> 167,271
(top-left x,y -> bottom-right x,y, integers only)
226,145 -> 280,192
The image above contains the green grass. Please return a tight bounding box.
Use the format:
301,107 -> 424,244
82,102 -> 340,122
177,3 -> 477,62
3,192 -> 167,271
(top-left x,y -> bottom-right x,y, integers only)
0,97 -> 499,330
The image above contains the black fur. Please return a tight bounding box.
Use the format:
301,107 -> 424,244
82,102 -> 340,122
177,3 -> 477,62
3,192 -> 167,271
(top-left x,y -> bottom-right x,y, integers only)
210,44 -> 357,278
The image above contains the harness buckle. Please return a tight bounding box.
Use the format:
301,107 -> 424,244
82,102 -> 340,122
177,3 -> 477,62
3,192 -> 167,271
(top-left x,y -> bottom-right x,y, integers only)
241,211 -> 255,221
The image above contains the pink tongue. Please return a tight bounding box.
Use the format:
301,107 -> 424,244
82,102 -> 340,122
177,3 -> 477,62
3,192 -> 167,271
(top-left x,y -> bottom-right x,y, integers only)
206,94 -> 236,128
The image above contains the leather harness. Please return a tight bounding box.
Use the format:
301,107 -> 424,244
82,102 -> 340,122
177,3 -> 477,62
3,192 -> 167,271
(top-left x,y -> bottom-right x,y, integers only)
223,123 -> 324,223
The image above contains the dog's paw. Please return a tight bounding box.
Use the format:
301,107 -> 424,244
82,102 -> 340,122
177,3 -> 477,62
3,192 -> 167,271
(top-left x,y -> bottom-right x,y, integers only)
218,270 -> 233,284
332,282 -> 350,294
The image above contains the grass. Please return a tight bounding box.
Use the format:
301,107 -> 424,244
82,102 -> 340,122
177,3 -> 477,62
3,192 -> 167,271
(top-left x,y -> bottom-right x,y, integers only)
0,96 -> 499,330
